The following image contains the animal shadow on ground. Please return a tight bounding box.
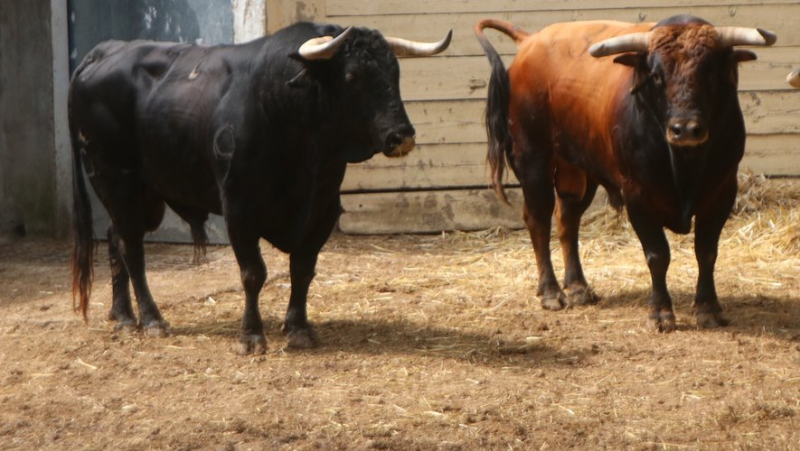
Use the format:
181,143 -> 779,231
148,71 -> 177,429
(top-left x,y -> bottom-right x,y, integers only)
172,315 -> 590,369
598,288 -> 800,341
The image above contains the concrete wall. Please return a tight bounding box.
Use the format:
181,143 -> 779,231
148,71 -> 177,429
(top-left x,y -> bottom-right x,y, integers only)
0,0 -> 69,237
0,0 -> 266,241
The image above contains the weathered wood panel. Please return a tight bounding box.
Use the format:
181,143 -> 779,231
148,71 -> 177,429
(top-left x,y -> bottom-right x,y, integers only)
339,188 -> 527,234
332,5 -> 800,57
329,0 -> 800,17
403,93 -> 799,149
397,47 -> 800,102
332,0 -> 800,233
340,188 -> 618,234
342,134 -> 800,193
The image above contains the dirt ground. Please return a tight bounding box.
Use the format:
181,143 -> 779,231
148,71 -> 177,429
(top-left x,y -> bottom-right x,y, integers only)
1,179 -> 799,450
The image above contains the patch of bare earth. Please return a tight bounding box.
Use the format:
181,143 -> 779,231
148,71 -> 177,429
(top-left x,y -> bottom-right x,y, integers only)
1,176 -> 798,449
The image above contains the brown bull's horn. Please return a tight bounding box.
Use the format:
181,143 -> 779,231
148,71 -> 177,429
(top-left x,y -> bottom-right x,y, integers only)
788,68 -> 800,88
298,27 -> 354,60
589,32 -> 652,57
384,29 -> 453,57
716,27 -> 777,47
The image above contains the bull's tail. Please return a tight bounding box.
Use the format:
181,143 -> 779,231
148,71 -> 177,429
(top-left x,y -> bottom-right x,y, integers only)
70,112 -> 94,322
474,20 -> 528,204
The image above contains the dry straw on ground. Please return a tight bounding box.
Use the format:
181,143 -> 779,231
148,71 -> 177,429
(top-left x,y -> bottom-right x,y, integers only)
0,175 -> 798,449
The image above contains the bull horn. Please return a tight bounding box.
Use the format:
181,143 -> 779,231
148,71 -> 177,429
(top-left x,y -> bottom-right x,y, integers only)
298,27 -> 354,60
384,29 -> 453,57
788,68 -> 800,88
716,27 -> 777,47
589,32 -> 652,57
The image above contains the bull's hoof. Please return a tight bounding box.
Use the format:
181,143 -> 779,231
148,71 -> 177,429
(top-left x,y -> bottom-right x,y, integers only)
113,321 -> 138,334
566,286 -> 599,306
697,312 -> 730,329
540,291 -> 567,311
142,320 -> 170,338
285,328 -> 319,349
648,310 -> 676,333
238,334 -> 267,355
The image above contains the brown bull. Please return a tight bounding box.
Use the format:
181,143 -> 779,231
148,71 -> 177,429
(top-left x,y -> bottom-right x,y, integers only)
475,15 -> 775,331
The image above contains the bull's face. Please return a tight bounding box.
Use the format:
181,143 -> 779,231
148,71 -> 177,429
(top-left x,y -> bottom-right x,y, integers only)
291,27 -> 451,163
589,16 -> 775,150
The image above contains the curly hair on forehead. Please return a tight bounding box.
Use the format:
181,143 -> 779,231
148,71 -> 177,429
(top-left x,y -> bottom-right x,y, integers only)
649,24 -> 719,68
340,28 -> 395,61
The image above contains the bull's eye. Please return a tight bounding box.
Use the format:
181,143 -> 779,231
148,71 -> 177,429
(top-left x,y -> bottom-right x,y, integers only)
345,72 -> 358,83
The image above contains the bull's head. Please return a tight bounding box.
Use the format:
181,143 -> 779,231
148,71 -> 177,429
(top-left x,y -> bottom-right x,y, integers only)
589,16 -> 776,149
290,26 -> 452,163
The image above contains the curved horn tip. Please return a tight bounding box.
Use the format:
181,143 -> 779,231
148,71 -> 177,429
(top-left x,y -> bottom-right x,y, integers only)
443,29 -> 454,47
588,43 -> 606,57
757,28 -> 777,46
385,29 -> 454,57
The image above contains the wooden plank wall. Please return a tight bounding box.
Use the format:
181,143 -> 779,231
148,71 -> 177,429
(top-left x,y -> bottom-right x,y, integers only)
274,1 -> 800,234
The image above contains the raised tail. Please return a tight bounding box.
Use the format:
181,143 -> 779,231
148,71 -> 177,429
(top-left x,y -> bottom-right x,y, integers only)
70,110 -> 94,322
474,20 -> 528,204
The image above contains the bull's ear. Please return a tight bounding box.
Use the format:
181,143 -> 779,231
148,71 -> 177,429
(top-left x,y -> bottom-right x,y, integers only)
612,53 -> 642,68
732,49 -> 757,63
613,53 -> 649,94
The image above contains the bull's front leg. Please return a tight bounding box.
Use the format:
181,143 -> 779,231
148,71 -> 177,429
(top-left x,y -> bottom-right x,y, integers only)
693,181 -> 736,329
282,200 -> 342,349
282,252 -> 319,348
627,202 -> 676,332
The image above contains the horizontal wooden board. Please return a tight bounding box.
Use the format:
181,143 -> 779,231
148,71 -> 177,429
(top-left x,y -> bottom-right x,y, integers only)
339,187 -> 620,234
404,92 -> 799,148
339,188 -> 527,233
739,134 -> 800,176
332,5 -> 800,56
342,143 -> 492,192
397,48 -> 800,102
329,0 -> 800,17
343,134 -> 800,192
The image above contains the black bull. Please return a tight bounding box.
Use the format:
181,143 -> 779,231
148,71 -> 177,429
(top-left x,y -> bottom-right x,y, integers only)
69,22 -> 451,354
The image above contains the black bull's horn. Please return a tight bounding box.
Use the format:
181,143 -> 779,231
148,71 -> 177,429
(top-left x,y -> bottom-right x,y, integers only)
297,27 -> 452,60
588,26 -> 777,57
384,29 -> 453,57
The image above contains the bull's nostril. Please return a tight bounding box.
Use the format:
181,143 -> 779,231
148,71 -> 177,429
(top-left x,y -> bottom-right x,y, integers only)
386,133 -> 404,148
669,123 -> 684,138
686,121 -> 706,139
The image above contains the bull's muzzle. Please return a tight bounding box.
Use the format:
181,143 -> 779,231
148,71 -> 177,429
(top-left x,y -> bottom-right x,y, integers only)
667,117 -> 708,147
383,134 -> 416,158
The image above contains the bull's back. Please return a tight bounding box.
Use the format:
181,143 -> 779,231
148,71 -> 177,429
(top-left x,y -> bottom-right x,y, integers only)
508,21 -> 654,175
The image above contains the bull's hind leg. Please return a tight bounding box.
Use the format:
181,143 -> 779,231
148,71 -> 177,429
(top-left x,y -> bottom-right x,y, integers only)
693,179 -> 736,329
107,225 -> 136,330
555,181 -> 600,307
519,170 -> 565,311
99,183 -> 169,336
283,200 -> 342,348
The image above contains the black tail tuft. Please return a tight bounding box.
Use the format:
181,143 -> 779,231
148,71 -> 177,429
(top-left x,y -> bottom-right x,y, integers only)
475,23 -> 515,204
70,128 -> 95,322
